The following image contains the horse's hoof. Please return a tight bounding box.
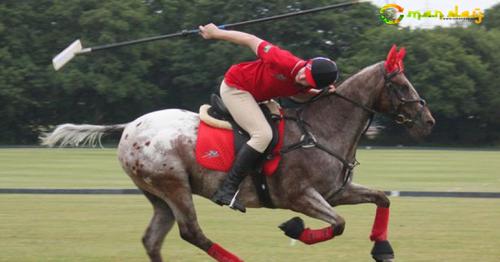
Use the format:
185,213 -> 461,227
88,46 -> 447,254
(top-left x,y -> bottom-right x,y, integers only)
278,217 -> 304,239
371,240 -> 394,262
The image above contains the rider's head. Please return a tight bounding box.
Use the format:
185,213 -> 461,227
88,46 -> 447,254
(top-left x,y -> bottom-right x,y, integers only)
297,57 -> 339,89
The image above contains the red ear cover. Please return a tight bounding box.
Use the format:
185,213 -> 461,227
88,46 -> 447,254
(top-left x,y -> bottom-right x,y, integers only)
397,47 -> 406,72
384,44 -> 397,73
384,44 -> 405,73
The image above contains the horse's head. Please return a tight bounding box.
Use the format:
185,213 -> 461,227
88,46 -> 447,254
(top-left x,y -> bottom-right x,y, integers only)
375,45 -> 435,138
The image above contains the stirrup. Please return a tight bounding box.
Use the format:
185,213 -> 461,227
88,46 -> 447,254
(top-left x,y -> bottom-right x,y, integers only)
211,189 -> 246,213
228,190 -> 246,213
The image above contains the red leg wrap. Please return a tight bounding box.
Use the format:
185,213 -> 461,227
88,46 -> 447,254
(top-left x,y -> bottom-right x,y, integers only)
298,226 -> 334,245
370,207 -> 390,242
207,243 -> 243,262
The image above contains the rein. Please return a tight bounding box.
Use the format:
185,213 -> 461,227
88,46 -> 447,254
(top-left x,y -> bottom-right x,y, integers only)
306,66 -> 426,126
278,63 -> 426,198
280,108 -> 359,198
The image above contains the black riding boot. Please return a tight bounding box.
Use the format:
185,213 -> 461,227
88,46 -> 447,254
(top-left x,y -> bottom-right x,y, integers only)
211,144 -> 262,213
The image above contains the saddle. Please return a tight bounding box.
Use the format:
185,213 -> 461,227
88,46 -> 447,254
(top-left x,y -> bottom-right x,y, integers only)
195,94 -> 285,177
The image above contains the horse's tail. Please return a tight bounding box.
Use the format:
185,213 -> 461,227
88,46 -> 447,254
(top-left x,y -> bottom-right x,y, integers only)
40,123 -> 128,148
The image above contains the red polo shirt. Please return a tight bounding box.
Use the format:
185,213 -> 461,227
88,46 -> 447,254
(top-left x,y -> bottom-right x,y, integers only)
224,41 -> 310,102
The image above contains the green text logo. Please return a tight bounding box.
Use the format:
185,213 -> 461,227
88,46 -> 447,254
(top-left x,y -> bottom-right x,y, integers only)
380,4 -> 484,25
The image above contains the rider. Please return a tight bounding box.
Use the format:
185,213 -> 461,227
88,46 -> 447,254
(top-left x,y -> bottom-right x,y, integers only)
199,23 -> 339,212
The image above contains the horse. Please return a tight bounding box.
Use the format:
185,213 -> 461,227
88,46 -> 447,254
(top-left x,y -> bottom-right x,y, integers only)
41,46 -> 435,262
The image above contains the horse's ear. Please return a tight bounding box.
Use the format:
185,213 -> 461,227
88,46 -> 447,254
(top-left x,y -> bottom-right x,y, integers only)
397,47 -> 406,72
384,45 -> 398,73
385,44 -> 406,73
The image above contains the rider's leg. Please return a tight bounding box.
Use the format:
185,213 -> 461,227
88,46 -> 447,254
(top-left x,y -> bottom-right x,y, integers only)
219,81 -> 272,153
211,81 -> 272,212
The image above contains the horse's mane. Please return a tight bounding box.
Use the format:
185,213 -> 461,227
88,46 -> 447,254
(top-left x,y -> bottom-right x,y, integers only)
336,61 -> 384,93
322,61 -> 385,137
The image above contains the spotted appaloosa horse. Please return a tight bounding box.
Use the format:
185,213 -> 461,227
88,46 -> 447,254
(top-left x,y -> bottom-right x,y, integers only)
41,46 -> 435,262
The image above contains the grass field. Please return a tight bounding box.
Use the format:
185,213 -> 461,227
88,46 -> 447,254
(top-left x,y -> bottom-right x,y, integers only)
1,148 -> 500,261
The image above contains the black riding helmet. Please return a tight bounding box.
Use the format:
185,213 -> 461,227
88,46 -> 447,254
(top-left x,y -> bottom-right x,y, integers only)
304,57 -> 339,89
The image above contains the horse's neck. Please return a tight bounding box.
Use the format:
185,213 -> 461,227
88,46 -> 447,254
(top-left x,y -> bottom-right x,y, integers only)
302,63 -> 384,160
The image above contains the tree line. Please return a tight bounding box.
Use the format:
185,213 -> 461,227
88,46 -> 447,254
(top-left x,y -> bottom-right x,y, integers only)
1,0 -> 499,146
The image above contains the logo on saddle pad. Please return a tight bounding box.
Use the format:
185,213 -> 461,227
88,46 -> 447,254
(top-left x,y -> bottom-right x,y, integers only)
195,117 -> 285,176
202,150 -> 220,159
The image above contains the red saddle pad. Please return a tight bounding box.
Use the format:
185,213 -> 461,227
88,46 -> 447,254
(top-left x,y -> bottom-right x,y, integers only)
195,118 -> 284,176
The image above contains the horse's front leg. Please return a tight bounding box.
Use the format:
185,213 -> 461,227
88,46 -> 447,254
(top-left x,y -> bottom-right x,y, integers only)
333,183 -> 394,262
279,188 -> 345,245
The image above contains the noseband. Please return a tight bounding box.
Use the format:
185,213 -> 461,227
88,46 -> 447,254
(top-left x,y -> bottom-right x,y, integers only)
384,69 -> 427,128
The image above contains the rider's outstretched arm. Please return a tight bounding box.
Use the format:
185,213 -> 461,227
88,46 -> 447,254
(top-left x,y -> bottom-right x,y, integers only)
199,23 -> 263,55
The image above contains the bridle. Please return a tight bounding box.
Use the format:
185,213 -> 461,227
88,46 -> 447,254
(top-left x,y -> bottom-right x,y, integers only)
383,68 -> 427,128
325,64 -> 427,128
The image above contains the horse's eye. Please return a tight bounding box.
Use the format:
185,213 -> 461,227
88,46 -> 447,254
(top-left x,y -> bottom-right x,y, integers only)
419,99 -> 426,106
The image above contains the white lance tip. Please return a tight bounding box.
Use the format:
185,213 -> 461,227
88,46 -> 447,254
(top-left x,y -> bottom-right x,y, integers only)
52,39 -> 83,71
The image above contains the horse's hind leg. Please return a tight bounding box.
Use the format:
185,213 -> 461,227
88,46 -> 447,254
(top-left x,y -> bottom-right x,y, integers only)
152,172 -> 244,262
333,183 -> 394,262
142,190 -> 176,262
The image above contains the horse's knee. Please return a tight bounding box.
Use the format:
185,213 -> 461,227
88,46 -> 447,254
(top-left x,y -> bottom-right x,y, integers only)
142,234 -> 162,261
179,225 -> 212,250
179,226 -> 197,243
333,218 -> 346,236
377,192 -> 390,208
142,234 -> 149,247
142,230 -> 159,249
